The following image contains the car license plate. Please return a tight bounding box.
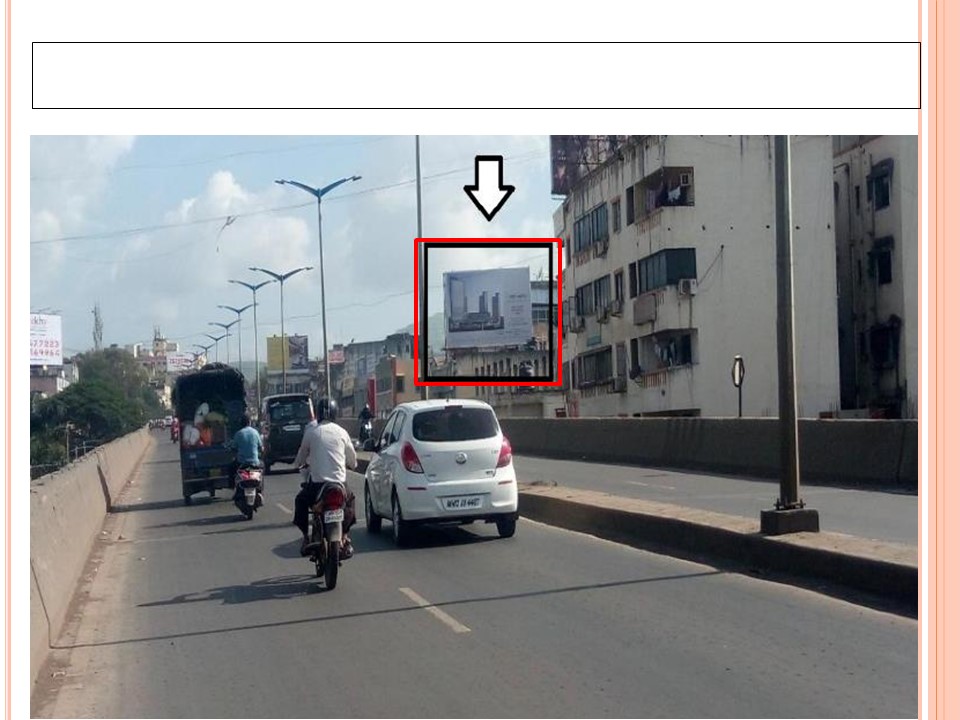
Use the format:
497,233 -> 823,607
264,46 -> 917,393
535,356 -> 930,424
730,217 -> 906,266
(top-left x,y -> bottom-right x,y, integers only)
443,495 -> 483,511
323,509 -> 344,523
284,424 -> 300,432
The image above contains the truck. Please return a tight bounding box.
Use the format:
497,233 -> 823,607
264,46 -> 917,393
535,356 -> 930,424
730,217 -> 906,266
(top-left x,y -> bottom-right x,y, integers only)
172,363 -> 248,504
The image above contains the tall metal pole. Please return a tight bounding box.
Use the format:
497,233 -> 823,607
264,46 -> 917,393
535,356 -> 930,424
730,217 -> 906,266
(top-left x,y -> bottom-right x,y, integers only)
317,196 -> 331,400
253,293 -> 260,410
280,279 -> 287,394
416,135 -> 429,400
774,135 -> 800,510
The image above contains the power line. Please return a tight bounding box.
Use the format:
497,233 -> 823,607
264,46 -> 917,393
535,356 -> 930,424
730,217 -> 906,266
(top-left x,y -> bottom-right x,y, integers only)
31,150 -> 546,247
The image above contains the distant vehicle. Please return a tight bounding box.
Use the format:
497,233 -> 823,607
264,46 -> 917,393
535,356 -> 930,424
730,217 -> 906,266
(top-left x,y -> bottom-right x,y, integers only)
363,399 -> 518,545
164,415 -> 174,428
172,363 -> 248,504
260,393 -> 315,474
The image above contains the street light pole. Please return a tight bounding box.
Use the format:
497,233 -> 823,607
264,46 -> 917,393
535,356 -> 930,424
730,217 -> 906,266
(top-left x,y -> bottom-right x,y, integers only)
229,280 -> 274,414
209,320 -> 239,364
204,333 -> 226,363
251,266 -> 313,395
218,304 -> 253,377
275,176 -> 361,400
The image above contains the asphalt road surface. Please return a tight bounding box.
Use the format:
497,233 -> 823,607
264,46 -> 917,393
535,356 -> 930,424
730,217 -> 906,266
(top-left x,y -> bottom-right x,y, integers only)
33,437 -> 917,718
513,455 -> 918,546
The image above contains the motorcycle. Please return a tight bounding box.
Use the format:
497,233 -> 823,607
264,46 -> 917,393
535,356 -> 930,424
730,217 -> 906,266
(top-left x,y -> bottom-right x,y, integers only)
233,465 -> 264,520
303,474 -> 348,590
358,419 -> 373,447
170,422 -> 180,443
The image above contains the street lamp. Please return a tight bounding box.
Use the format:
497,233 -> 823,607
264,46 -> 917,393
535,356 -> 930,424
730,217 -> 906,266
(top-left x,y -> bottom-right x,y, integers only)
229,279 -> 276,415
203,333 -> 227,363
192,343 -> 213,367
250,265 -> 313,394
218,304 -> 254,375
209,319 -> 240,364
275,175 -> 362,399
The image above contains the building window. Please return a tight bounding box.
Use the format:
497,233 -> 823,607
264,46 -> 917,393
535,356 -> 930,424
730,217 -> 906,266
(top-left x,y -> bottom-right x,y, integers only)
614,270 -> 624,301
573,203 -> 609,254
577,347 -> 614,386
593,275 -> 612,313
855,185 -> 861,215
612,198 -> 622,233
869,318 -> 901,370
632,167 -> 695,221
625,186 -> 635,225
641,331 -> 696,370
629,263 -> 638,298
630,337 -> 640,372
871,237 -> 895,286
868,159 -> 893,210
637,248 -> 697,294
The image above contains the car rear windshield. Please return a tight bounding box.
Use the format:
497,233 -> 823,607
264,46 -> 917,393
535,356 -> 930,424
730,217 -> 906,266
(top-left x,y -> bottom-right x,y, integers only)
412,407 -> 498,442
269,401 -> 312,422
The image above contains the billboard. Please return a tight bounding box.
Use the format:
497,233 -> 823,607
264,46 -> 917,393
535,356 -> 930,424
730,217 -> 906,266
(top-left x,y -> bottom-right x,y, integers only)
166,352 -> 195,373
267,335 -> 309,371
443,268 -> 532,350
328,347 -> 345,365
30,313 -> 63,366
550,135 -> 632,196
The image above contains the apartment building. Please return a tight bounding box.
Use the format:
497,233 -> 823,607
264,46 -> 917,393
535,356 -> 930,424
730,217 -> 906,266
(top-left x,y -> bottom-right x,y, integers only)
557,135 -> 841,418
833,136 -> 918,419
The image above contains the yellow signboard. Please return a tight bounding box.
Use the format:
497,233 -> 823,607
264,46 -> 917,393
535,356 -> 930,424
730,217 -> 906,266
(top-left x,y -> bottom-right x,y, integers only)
267,336 -> 288,371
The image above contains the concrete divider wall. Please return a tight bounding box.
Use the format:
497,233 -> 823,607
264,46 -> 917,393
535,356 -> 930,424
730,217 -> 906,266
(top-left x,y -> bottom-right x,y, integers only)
497,418 -> 918,488
31,427 -> 152,687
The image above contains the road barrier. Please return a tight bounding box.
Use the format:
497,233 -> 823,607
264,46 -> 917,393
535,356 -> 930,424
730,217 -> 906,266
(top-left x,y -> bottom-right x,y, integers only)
343,416 -> 916,488
30,427 -> 153,688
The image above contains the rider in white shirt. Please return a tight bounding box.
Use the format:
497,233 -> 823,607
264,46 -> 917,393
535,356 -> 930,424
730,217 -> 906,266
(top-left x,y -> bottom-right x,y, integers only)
292,398 -> 357,557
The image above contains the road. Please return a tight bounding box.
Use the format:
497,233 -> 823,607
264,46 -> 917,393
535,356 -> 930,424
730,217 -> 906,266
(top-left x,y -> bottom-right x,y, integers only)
34,437 -> 917,718
513,455 -> 918,546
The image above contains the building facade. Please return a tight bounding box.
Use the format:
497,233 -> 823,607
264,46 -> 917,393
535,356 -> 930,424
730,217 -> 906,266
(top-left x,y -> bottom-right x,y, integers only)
557,135 -> 841,418
833,135 -> 918,418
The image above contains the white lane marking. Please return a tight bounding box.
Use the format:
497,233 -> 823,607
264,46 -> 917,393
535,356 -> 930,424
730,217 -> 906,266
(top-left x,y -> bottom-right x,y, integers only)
398,587 -> 471,634
276,502 -> 293,514
626,480 -> 677,490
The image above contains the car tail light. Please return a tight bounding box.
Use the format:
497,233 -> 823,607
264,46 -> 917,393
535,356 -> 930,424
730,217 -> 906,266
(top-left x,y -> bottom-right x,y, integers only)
322,486 -> 345,510
497,437 -> 513,468
401,442 -> 424,473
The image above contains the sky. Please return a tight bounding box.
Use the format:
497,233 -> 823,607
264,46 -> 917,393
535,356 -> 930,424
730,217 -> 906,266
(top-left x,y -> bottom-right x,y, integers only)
30,135 -> 561,363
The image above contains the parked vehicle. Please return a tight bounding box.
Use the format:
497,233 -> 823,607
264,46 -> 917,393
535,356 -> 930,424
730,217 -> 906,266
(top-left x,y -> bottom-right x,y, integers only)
302,468 -> 347,590
364,399 -> 519,545
172,363 -> 248,504
260,393 -> 315,474
233,464 -> 263,520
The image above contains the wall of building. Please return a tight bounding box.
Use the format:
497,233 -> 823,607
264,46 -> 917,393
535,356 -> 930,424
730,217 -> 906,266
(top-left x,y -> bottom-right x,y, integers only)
833,135 -> 918,418
558,135 -> 840,418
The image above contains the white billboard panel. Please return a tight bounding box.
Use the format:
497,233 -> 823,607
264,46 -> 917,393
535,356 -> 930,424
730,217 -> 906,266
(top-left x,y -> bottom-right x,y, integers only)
166,352 -> 195,373
30,313 -> 63,366
444,268 -> 532,350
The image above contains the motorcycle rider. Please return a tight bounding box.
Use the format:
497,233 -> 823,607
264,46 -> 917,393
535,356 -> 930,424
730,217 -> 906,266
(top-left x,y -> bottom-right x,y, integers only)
292,398 -> 358,559
229,413 -> 264,500
357,403 -> 374,442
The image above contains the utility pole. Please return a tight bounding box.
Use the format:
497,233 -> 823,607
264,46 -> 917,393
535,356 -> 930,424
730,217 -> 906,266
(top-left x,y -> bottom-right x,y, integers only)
92,303 -> 103,351
761,135 -> 819,535
417,135 -> 429,401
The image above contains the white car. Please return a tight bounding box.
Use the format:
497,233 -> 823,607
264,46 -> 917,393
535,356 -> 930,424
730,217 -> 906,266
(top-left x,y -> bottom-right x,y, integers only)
363,399 -> 519,545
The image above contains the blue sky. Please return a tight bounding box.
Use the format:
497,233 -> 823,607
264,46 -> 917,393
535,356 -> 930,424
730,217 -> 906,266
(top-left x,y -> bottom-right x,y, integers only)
30,135 -> 561,362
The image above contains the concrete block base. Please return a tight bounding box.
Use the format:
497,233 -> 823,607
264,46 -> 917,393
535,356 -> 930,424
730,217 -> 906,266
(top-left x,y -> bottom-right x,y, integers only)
760,508 -> 821,535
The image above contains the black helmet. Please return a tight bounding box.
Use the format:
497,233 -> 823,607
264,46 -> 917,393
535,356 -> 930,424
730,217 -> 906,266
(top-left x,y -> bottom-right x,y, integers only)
317,397 -> 338,422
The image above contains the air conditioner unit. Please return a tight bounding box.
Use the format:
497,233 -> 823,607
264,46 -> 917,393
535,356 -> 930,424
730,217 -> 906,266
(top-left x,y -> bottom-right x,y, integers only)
596,307 -> 610,324
592,238 -> 609,258
610,298 -> 624,316
678,278 -> 699,296
679,172 -> 691,187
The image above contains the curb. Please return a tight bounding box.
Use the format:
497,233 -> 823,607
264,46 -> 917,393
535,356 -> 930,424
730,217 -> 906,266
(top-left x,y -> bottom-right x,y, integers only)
518,485 -> 917,611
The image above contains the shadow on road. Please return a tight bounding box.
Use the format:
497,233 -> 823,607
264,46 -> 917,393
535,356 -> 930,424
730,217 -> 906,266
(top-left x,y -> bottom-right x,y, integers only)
146,514 -> 250,530
137,575 -> 325,607
112,497 -> 222,514
70,567 -> 723,650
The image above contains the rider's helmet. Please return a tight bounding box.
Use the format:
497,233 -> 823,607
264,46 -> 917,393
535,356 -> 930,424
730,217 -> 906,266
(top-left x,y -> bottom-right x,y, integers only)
316,397 -> 338,422
363,403 -> 371,415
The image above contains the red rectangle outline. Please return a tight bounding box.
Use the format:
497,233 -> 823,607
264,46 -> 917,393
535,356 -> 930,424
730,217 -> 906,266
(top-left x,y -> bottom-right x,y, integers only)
414,237 -> 563,387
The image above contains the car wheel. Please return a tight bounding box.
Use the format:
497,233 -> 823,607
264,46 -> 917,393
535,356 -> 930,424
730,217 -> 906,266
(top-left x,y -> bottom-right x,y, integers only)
365,484 -> 382,534
391,492 -> 410,547
496,517 -> 517,538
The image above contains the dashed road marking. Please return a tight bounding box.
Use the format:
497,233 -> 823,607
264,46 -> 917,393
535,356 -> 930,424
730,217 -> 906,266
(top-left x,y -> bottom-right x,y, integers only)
276,503 -> 292,514
399,587 -> 471,634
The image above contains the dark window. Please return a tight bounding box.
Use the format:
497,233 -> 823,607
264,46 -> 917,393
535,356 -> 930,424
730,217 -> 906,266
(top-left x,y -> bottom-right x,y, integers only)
269,399 -> 313,422
412,406 -> 499,442
876,251 -> 893,285
630,338 -> 640,371
626,186 -> 635,225
855,185 -> 861,214
638,248 -> 697,294
579,348 -> 614,385
395,376 -> 405,393
869,323 -> 900,370
868,160 -> 893,210
612,199 -> 622,233
629,263 -> 638,298
614,270 -> 624,301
